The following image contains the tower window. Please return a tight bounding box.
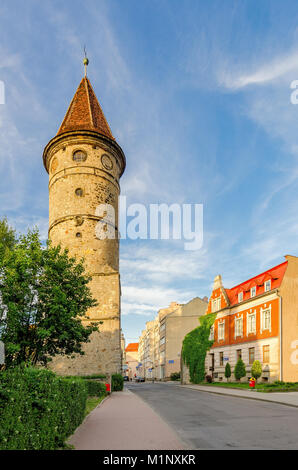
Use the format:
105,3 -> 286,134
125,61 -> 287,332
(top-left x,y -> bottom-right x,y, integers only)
73,150 -> 87,162
75,188 -> 84,197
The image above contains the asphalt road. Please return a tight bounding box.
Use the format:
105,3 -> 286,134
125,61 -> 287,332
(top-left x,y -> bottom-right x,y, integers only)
126,382 -> 298,450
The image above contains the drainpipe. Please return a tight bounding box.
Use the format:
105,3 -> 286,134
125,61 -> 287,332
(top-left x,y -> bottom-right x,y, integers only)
277,291 -> 283,382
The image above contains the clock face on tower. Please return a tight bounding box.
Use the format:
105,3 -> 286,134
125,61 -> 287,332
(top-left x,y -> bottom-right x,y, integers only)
101,153 -> 113,170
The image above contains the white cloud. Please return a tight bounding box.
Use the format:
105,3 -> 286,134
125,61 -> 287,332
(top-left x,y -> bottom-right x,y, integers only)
220,50 -> 298,90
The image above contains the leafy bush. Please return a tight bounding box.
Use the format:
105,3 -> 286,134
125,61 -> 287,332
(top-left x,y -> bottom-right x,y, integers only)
234,358 -> 246,381
65,373 -> 106,380
251,360 -> 262,381
82,374 -> 106,380
170,372 -> 180,381
182,313 -> 216,383
225,362 -> 231,381
205,374 -> 213,383
0,366 -> 88,450
112,374 -> 124,391
85,380 -> 106,397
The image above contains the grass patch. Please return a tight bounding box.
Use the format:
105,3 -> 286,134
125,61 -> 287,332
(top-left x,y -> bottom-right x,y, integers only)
201,381 -> 298,393
85,395 -> 106,417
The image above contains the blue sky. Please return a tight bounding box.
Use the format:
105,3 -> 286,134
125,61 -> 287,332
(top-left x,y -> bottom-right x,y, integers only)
1,0 -> 298,343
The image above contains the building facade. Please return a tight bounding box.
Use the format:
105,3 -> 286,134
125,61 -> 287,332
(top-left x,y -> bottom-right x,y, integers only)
158,298 -> 208,379
138,297 -> 208,380
205,255 -> 298,383
125,343 -> 139,380
43,73 -> 126,376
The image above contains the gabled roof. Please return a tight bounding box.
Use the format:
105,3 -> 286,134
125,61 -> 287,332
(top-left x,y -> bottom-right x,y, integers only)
125,343 -> 139,352
57,76 -> 114,140
226,261 -> 288,306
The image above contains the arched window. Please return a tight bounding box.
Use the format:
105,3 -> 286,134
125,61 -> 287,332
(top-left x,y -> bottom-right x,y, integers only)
73,150 -> 87,162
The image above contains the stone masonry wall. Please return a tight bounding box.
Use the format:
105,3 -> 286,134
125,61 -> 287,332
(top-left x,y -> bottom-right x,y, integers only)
45,133 -> 124,376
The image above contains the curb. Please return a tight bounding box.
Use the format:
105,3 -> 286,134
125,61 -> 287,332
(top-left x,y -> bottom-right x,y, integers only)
163,382 -> 298,409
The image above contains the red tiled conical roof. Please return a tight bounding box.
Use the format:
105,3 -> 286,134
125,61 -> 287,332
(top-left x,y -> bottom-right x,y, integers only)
57,76 -> 114,140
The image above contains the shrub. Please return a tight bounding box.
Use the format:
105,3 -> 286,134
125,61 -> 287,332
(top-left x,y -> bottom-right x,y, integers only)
82,374 -> 106,380
112,374 -> 124,391
205,375 -> 213,383
0,366 -> 88,450
85,380 -> 106,397
170,372 -> 180,381
225,362 -> 231,381
234,358 -> 246,381
251,360 -> 262,381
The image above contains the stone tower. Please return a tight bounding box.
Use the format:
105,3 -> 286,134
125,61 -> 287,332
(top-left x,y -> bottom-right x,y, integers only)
43,72 -> 126,376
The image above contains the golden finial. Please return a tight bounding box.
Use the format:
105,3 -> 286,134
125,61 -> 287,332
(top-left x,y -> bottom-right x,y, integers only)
83,46 -> 89,77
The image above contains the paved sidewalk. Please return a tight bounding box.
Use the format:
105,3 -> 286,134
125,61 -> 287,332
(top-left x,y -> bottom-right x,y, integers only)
166,382 -> 298,408
69,389 -> 186,450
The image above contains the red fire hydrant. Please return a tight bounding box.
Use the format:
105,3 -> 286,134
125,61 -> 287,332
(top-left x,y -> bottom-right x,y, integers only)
249,377 -> 256,389
105,383 -> 111,393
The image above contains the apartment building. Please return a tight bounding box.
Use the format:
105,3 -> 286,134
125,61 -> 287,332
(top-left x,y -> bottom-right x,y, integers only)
138,297 -> 208,380
125,343 -> 139,380
205,255 -> 298,383
138,320 -> 156,379
158,298 -> 208,379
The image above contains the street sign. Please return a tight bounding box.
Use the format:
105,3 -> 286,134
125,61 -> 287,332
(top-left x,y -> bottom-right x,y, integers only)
224,357 -> 229,361
0,341 -> 4,364
168,360 -> 174,364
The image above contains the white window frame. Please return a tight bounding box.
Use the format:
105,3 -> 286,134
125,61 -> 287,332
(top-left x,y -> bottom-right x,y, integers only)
260,306 -> 271,333
211,297 -> 221,313
218,320 -> 225,341
238,292 -> 243,303
246,311 -> 256,335
209,325 -> 215,341
264,279 -> 271,292
250,286 -> 256,298
235,315 -> 243,338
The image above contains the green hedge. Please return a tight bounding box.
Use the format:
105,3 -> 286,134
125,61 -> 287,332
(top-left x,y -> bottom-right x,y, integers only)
170,372 -> 180,381
65,373 -> 106,380
112,374 -> 124,391
0,366 -> 88,450
85,380 -> 106,397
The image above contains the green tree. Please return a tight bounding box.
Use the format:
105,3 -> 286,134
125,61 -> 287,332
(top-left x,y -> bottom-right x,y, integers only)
0,228 -> 98,368
251,360 -> 262,381
234,358 -> 246,381
182,313 -> 216,383
225,362 -> 231,381
0,217 -> 16,262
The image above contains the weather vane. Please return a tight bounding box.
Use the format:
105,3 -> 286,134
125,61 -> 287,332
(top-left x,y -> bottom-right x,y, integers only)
83,46 -> 89,77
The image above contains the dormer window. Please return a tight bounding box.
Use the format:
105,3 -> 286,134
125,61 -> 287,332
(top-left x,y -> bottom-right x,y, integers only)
211,297 -> 221,312
250,286 -> 256,298
238,292 -> 243,303
264,280 -> 271,292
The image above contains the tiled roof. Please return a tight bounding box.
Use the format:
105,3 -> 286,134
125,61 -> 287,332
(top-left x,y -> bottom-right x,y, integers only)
226,261 -> 288,306
57,76 -> 114,140
125,343 -> 139,352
